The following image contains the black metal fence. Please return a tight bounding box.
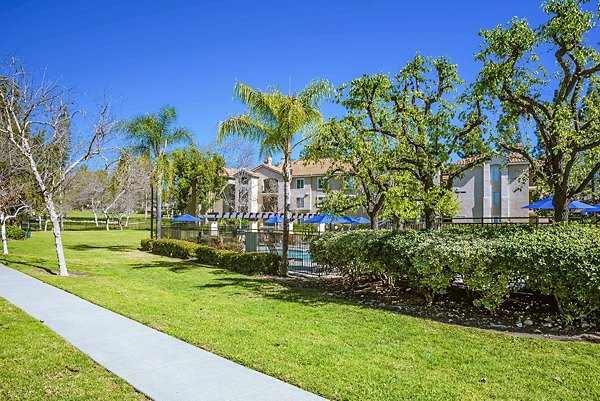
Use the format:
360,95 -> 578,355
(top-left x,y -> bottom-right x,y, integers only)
161,224 -> 325,275
17,216 -> 152,232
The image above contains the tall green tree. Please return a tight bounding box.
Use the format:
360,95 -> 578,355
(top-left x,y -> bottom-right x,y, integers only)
325,57 -> 487,229
122,106 -> 192,239
218,80 -> 332,275
475,0 -> 600,221
170,146 -> 226,215
304,118 -> 407,229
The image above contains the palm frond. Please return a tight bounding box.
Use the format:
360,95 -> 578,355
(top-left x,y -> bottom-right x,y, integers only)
300,78 -> 335,108
217,113 -> 271,144
233,82 -> 277,123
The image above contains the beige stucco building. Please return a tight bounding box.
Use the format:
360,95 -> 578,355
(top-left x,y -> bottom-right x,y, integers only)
214,158 -> 343,215
213,156 -> 532,222
451,155 -> 530,222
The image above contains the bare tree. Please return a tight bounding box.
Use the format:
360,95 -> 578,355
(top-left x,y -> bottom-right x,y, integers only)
211,136 -> 258,169
0,137 -> 29,254
0,58 -> 116,275
101,154 -> 144,230
65,166 -> 110,226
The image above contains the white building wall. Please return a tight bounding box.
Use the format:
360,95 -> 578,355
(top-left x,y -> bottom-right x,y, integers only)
452,158 -> 530,220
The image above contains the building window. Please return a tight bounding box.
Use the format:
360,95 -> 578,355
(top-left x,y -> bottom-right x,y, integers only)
296,178 -> 304,189
296,197 -> 305,209
317,177 -> 328,190
492,166 -> 500,182
316,195 -> 326,206
493,191 -> 500,205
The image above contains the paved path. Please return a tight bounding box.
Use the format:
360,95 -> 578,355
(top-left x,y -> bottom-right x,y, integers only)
0,264 -> 327,401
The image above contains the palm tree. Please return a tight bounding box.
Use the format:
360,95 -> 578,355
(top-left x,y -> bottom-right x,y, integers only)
123,106 -> 192,239
218,80 -> 333,276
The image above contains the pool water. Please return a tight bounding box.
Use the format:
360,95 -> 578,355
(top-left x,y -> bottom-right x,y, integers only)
259,248 -> 313,263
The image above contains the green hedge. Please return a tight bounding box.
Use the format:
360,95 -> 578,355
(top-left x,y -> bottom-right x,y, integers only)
4,226 -> 26,240
140,238 -> 281,275
310,225 -> 600,322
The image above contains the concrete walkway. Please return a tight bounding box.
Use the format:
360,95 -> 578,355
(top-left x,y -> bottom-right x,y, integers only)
0,264 -> 327,401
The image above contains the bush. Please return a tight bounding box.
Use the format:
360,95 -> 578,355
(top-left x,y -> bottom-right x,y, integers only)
218,251 -> 281,275
4,225 -> 26,240
310,225 -> 600,321
140,238 -> 281,275
141,238 -> 199,259
140,238 -> 154,251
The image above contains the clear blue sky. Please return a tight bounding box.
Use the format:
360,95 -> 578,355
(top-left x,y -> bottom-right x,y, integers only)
2,0 -> 548,157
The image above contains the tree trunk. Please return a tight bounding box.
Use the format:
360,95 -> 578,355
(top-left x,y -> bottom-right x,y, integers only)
552,187 -> 569,222
104,212 -> 110,231
38,215 -> 42,231
369,212 -> 378,230
186,182 -> 197,216
45,195 -> 68,276
156,172 -> 163,240
150,183 -> 154,239
424,205 -> 435,230
280,150 -> 291,276
1,218 -> 8,255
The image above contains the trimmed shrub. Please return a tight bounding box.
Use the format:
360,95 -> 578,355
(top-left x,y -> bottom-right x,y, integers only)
4,225 -> 26,240
140,238 -> 281,275
143,238 -> 199,259
195,245 -> 228,266
140,238 -> 154,251
310,225 -> 600,321
218,251 -> 281,275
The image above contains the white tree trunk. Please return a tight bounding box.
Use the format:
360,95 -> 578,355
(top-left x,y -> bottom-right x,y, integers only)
45,196 -> 68,276
104,212 -> 110,231
38,215 -> 42,231
93,212 -> 99,227
1,217 -> 8,255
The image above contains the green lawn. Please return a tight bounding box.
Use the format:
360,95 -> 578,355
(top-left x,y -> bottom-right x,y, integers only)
2,231 -> 599,401
0,297 -> 147,400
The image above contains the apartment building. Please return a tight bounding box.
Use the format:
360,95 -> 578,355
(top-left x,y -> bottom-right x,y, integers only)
213,155 -> 532,221
214,158 -> 343,215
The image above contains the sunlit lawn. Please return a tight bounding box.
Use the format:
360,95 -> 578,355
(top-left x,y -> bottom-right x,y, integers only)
2,230 -> 599,401
0,297 -> 147,400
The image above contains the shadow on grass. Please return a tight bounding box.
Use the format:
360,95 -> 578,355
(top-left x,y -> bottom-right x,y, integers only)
66,244 -> 132,252
193,275 -> 331,307
129,257 -> 333,307
130,259 -> 201,274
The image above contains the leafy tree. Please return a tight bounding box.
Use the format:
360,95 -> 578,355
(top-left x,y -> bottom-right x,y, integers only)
475,0 -> 600,221
304,118 -> 408,229
169,146 -> 226,215
318,57 -> 487,229
122,106 -> 192,239
218,80 -> 332,275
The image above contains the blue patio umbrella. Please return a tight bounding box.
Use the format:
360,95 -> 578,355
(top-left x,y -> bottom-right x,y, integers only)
522,196 -> 594,210
265,215 -> 284,224
304,213 -> 352,224
171,214 -> 202,222
351,216 -> 371,225
333,216 -> 354,224
583,204 -> 600,213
